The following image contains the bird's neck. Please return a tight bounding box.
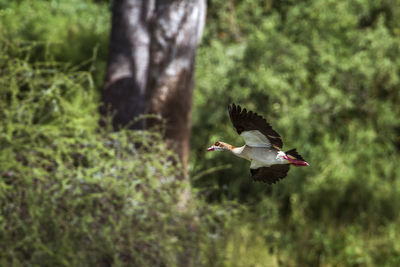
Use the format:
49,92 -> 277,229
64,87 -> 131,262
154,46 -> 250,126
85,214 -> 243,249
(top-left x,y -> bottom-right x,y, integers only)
231,145 -> 249,160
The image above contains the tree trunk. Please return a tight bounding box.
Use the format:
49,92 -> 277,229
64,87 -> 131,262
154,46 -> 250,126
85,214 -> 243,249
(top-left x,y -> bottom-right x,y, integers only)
102,0 -> 206,172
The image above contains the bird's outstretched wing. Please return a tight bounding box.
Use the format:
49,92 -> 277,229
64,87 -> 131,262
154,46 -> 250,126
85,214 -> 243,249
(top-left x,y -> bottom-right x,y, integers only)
250,165 -> 290,184
228,103 -> 283,148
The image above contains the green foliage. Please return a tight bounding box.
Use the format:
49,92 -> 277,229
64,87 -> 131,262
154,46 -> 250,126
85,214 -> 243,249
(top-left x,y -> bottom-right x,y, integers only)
0,42 -> 235,266
0,0 -> 110,87
193,0 -> 400,265
2,0 -> 400,265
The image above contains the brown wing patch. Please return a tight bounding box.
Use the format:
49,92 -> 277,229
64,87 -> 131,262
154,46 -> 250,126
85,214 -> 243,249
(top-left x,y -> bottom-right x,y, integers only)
250,165 -> 290,184
228,104 -> 283,148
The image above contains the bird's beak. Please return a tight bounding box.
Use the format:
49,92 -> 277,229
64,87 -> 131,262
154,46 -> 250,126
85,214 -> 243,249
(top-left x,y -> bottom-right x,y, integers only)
207,145 -> 215,151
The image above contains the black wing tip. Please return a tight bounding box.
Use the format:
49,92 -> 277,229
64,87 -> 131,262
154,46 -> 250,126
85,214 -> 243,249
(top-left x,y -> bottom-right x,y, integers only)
250,165 -> 290,184
228,103 -> 245,119
229,103 -> 242,111
258,178 -> 281,185
285,149 -> 306,161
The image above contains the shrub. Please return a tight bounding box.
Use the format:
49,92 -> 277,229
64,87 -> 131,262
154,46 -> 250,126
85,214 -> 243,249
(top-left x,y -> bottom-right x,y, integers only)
193,0 -> 400,265
0,42 -> 212,266
0,0 -> 110,87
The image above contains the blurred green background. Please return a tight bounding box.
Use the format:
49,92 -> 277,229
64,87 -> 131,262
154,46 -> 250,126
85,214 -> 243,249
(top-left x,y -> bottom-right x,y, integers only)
1,0 -> 400,266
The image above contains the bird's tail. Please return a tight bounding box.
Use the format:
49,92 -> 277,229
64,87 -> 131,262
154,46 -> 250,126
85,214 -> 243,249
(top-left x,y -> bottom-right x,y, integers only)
285,148 -> 306,161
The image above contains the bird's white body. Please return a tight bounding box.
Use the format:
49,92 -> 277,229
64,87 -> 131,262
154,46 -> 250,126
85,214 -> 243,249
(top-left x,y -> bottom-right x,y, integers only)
232,146 -> 288,169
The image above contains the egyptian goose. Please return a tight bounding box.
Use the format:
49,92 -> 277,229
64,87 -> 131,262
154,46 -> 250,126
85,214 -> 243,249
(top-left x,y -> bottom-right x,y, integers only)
207,104 -> 309,184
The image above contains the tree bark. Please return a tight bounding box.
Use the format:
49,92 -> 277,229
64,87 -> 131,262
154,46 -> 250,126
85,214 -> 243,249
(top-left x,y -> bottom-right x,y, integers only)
102,0 -> 206,171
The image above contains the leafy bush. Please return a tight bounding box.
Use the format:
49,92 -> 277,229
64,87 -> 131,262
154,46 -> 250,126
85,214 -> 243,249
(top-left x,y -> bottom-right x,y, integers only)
193,0 -> 400,265
0,0 -> 110,87
2,0 -> 400,265
0,42 -> 231,266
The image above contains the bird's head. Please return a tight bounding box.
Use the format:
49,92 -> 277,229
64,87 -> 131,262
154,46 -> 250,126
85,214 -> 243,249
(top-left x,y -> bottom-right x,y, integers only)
207,141 -> 232,151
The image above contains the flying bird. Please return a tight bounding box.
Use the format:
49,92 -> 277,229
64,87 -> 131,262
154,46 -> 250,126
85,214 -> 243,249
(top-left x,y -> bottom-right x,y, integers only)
207,104 -> 309,184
